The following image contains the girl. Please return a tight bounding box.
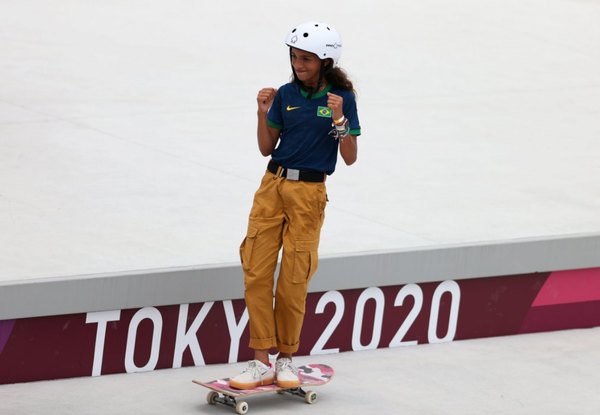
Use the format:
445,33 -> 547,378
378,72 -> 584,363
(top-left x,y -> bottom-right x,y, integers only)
230,21 -> 361,389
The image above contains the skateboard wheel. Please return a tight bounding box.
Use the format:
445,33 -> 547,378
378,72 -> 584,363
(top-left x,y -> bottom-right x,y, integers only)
206,391 -> 219,405
305,391 -> 317,404
236,401 -> 249,414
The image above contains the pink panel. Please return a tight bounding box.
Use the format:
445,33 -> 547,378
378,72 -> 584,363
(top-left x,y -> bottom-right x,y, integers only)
531,268 -> 600,307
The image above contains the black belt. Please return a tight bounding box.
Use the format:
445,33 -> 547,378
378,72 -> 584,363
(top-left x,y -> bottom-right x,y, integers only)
267,160 -> 325,183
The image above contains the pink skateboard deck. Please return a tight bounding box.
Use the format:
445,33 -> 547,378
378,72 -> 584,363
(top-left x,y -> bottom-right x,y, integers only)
193,363 -> 333,414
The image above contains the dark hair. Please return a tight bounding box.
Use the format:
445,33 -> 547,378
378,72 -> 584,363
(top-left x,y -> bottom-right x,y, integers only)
324,65 -> 355,93
290,48 -> 356,98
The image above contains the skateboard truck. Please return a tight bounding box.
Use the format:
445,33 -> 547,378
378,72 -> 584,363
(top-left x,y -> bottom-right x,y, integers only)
207,387 -> 317,414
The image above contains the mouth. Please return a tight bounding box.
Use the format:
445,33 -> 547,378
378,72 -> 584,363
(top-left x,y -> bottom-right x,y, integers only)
296,72 -> 312,80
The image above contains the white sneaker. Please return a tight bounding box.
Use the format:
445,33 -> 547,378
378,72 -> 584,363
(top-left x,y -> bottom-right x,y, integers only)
275,357 -> 300,388
229,360 -> 274,390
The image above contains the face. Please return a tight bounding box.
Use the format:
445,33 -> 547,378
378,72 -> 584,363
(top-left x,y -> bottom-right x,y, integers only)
290,48 -> 322,87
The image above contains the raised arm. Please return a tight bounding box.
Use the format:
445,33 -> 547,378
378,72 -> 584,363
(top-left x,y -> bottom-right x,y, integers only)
256,88 -> 281,156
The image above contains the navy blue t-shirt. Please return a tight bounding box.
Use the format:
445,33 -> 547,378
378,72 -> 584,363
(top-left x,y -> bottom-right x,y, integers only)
267,82 -> 361,175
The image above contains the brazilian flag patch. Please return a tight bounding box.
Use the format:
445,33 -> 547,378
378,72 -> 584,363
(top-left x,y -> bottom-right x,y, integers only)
317,106 -> 332,118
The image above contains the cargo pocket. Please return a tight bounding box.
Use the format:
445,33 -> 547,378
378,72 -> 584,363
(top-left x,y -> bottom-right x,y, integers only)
239,227 -> 258,273
292,240 -> 318,284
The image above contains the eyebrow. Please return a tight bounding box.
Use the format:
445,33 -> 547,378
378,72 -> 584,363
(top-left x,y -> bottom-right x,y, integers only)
292,52 -> 315,59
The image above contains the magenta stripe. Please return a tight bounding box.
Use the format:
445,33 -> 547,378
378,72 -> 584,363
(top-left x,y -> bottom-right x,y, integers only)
531,267 -> 600,307
520,300 -> 600,333
0,320 -> 16,355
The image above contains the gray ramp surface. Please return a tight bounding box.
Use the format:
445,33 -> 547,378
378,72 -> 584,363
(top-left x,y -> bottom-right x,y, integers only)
1,0 -> 599,282
1,0 -> 599,413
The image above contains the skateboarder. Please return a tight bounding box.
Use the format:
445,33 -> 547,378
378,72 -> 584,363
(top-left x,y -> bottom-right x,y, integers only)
230,21 -> 361,390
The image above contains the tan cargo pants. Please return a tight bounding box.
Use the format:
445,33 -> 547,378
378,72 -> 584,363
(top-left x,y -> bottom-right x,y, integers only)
239,170 -> 327,354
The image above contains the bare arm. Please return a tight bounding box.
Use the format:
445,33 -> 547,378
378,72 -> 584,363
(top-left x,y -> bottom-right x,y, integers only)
257,111 -> 280,156
339,135 -> 357,165
256,88 -> 280,156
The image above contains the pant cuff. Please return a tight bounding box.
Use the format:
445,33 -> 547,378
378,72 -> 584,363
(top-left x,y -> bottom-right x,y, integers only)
249,337 -> 277,350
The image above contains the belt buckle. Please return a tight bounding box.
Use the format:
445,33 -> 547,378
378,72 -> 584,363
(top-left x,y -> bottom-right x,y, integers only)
286,168 -> 300,181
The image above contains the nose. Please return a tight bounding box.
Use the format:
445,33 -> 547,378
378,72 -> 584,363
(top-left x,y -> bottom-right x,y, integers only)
291,57 -> 303,71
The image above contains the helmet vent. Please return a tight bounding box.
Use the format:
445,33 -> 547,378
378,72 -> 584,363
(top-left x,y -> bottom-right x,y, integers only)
292,28 -> 297,33
303,32 -> 309,37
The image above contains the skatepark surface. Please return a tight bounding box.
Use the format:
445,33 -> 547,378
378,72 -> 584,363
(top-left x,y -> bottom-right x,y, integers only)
1,0 -> 599,282
1,0 -> 599,413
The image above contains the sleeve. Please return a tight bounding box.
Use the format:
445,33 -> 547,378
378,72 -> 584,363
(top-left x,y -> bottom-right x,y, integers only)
343,92 -> 361,136
267,88 -> 284,130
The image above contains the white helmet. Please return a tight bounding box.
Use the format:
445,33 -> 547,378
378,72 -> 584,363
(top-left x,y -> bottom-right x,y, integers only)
284,22 -> 343,65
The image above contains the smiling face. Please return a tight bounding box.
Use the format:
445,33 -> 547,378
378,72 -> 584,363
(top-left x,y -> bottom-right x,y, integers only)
290,47 -> 323,88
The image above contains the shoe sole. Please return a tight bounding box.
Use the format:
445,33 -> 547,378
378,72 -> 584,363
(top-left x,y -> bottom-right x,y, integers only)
229,377 -> 274,390
276,379 -> 300,389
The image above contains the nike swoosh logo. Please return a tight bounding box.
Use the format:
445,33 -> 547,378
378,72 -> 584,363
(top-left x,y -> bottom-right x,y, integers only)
286,105 -> 301,111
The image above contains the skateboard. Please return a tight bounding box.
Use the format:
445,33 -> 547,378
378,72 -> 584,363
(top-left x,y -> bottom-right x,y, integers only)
193,363 -> 334,414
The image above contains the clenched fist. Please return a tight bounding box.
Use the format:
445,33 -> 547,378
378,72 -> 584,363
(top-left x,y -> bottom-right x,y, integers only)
326,92 -> 344,121
257,88 -> 277,114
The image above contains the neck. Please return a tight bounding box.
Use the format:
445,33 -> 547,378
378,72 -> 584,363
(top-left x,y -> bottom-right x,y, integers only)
304,80 -> 327,90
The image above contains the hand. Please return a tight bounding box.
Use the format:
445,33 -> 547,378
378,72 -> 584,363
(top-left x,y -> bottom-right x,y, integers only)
257,88 -> 277,114
327,92 -> 344,121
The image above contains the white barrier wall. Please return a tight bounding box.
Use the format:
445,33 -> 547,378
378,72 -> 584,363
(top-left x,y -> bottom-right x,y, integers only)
1,233 -> 599,320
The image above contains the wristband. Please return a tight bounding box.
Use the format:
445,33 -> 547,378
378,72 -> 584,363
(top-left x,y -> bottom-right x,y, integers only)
333,115 -> 346,125
330,118 -> 350,141
335,118 -> 349,131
